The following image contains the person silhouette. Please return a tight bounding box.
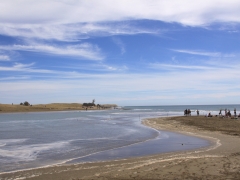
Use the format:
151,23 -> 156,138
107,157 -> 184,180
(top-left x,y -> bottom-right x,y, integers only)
219,109 -> 222,116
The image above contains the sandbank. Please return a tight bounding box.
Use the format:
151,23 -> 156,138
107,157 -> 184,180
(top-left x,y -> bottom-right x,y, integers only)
1,116 -> 240,179
0,103 -> 117,113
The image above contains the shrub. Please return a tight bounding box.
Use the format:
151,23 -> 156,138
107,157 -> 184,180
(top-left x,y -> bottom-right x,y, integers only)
24,101 -> 30,106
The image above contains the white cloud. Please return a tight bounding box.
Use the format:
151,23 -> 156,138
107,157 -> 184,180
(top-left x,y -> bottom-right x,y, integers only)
0,24 -> 77,42
187,91 -> 240,99
0,55 -> 10,61
1,1 -> 239,42
1,0 -> 240,26
0,62 -> 129,79
0,63 -> 57,74
112,37 -> 126,54
0,76 -> 30,81
13,62 -> 35,69
0,23 -> 159,42
92,64 -> 128,71
171,49 -> 235,58
0,43 -> 104,60
1,49 -> 239,105
1,67 -> 240,105
172,49 -> 221,57
0,63 -> 63,77
149,63 -> 216,70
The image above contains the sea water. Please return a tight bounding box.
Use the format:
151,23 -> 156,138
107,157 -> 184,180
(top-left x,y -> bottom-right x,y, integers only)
0,105 -> 239,173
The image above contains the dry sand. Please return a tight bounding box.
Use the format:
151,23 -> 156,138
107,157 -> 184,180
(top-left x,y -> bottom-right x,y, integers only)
1,116 -> 240,179
0,103 -> 116,113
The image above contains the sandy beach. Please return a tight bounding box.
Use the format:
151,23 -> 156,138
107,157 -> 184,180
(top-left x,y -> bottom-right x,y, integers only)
1,115 -> 240,179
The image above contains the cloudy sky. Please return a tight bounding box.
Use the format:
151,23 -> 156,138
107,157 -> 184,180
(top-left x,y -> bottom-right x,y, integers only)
1,0 -> 240,106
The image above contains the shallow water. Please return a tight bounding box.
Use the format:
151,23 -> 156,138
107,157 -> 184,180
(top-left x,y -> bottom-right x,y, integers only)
0,104 -> 239,173
66,130 -> 210,164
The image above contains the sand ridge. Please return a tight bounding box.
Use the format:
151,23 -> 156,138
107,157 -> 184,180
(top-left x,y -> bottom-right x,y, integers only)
0,103 -> 117,113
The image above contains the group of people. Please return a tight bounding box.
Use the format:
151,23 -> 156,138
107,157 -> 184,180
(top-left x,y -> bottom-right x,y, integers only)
184,108 -> 239,117
219,108 -> 238,117
184,109 -> 192,116
184,109 -> 201,116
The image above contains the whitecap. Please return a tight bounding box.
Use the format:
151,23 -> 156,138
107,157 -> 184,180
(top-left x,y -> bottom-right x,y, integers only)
0,141 -> 69,161
0,139 -> 27,146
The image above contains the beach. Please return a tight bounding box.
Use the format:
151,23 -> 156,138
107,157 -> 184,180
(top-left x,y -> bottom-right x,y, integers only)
1,115 -> 240,179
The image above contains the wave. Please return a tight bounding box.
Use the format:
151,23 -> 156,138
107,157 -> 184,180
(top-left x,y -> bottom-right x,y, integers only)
0,139 -> 27,147
0,141 -> 69,161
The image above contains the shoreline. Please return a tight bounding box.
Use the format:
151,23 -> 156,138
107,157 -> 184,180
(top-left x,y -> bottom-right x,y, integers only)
1,116 -> 240,179
143,118 -> 220,151
0,117 -> 240,180
0,103 -> 117,114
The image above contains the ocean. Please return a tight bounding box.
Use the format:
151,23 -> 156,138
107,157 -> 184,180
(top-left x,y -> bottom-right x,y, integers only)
0,104 -> 239,173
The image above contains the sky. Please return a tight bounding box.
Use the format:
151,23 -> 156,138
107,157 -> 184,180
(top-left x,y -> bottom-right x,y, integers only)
0,0 -> 240,106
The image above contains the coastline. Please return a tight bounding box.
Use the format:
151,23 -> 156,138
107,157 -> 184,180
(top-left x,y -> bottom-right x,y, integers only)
1,116 -> 240,179
0,103 -> 117,113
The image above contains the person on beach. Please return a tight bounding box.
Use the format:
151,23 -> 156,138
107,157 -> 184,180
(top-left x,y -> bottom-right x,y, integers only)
197,109 -> 199,116
208,112 -> 212,117
227,110 -> 231,117
219,109 -> 222,116
184,109 -> 187,116
234,108 -> 236,117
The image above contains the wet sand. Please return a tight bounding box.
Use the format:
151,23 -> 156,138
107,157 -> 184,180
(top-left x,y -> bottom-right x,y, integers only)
1,116 -> 240,179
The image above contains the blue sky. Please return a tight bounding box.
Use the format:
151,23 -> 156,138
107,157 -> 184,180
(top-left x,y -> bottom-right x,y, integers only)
1,0 -> 240,106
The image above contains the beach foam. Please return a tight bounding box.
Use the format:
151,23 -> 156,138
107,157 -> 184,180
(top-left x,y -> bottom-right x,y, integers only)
0,140 -> 69,161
